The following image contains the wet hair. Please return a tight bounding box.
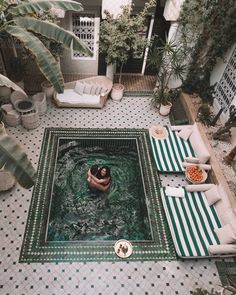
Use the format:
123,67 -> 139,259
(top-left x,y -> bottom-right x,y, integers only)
90,164 -> 99,176
97,166 -> 111,178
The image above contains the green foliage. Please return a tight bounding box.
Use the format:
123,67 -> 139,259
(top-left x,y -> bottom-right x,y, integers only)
99,0 -> 156,83
191,287 -> 220,295
0,0 -> 92,93
179,0 -> 236,102
148,38 -> 185,106
196,103 -> 214,126
0,132 -> 36,188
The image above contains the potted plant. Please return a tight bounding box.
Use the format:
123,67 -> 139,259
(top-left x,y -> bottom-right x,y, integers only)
191,287 -> 220,295
99,0 -> 156,101
148,38 -> 186,115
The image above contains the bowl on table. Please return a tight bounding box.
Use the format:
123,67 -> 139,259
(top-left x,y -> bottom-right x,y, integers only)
185,165 -> 207,184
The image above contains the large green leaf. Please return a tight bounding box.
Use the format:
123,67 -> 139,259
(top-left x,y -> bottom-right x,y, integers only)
0,133 -> 36,189
5,25 -> 64,93
14,17 -> 92,56
8,0 -> 83,16
0,74 -> 27,95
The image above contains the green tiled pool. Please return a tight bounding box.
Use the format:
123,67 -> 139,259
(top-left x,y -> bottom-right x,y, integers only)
20,128 -> 176,262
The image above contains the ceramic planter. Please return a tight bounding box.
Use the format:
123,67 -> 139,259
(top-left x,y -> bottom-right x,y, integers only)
111,83 -> 125,102
159,102 -> 172,116
41,81 -> 54,99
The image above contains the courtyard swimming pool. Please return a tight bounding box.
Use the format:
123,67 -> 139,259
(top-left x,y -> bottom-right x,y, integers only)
20,128 -> 175,262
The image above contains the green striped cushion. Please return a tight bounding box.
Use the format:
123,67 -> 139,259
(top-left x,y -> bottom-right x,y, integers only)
150,126 -> 195,172
161,188 -> 221,257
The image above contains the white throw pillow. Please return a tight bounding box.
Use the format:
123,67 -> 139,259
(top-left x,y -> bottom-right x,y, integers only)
214,224 -> 236,244
185,157 -> 200,164
208,244 -> 236,255
178,128 -> 192,141
95,85 -> 102,96
205,186 -> 221,206
189,123 -> 210,163
185,184 -> 214,192
83,83 -> 92,94
90,83 -> 97,95
100,86 -> 108,96
74,81 -> 84,95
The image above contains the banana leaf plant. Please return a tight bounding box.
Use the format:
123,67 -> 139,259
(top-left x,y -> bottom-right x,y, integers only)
0,0 -> 92,93
0,126 -> 36,189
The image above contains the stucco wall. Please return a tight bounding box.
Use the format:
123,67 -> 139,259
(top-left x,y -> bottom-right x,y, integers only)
60,12 -> 100,75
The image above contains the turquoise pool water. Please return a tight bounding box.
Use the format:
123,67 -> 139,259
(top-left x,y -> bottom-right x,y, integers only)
47,138 -> 152,242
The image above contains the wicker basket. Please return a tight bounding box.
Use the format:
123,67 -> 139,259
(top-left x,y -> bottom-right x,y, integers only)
21,109 -> 40,130
1,104 -> 21,126
10,90 -> 28,107
32,92 -> 47,116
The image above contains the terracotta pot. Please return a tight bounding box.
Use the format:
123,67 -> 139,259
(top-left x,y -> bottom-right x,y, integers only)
111,83 -> 125,102
159,102 -> 172,116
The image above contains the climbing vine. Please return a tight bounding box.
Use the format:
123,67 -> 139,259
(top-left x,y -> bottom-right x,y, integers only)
179,0 -> 236,103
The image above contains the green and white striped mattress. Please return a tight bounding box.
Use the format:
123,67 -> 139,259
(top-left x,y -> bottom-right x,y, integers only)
160,188 -> 222,258
150,126 -> 195,172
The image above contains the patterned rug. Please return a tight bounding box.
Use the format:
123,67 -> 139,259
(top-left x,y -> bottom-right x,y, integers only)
20,128 -> 176,263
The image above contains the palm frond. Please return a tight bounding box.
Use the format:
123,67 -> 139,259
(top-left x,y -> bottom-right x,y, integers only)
14,16 -> 92,56
5,25 -> 64,93
0,73 -> 26,94
0,133 -> 36,189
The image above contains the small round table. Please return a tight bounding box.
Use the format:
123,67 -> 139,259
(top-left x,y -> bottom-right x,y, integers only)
15,100 -> 35,115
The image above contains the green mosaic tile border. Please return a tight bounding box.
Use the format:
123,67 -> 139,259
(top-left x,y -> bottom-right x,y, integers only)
20,128 -> 176,263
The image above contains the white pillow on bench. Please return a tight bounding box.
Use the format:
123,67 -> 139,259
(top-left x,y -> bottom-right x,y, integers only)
189,123 -> 210,163
208,244 -> 236,255
214,224 -> 236,244
74,81 -> 85,95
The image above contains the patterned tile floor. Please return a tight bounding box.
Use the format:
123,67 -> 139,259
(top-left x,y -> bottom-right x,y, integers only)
0,95 -> 232,295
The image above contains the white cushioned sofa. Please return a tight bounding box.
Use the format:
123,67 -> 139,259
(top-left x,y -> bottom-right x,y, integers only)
53,76 -> 113,108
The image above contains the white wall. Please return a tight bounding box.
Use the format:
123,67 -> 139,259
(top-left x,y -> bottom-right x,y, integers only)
60,12 -> 100,75
211,43 -> 236,123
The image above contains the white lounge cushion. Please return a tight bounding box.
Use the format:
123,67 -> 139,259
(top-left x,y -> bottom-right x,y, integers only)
56,89 -> 100,105
215,224 -> 236,244
205,186 -> 221,206
208,244 -> 236,255
74,81 -> 84,95
189,123 -> 210,164
178,127 -> 192,141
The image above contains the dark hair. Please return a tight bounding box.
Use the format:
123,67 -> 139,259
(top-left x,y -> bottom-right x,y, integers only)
97,166 -> 111,178
90,164 -> 99,176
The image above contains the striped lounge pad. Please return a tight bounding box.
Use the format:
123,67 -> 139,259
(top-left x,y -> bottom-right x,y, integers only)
150,126 -> 195,172
160,187 -> 222,258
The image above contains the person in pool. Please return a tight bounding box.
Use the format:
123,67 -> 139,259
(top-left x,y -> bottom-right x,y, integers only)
87,165 -> 111,192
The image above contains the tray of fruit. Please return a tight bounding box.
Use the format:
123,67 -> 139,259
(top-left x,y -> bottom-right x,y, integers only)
114,239 -> 133,258
185,165 -> 207,184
